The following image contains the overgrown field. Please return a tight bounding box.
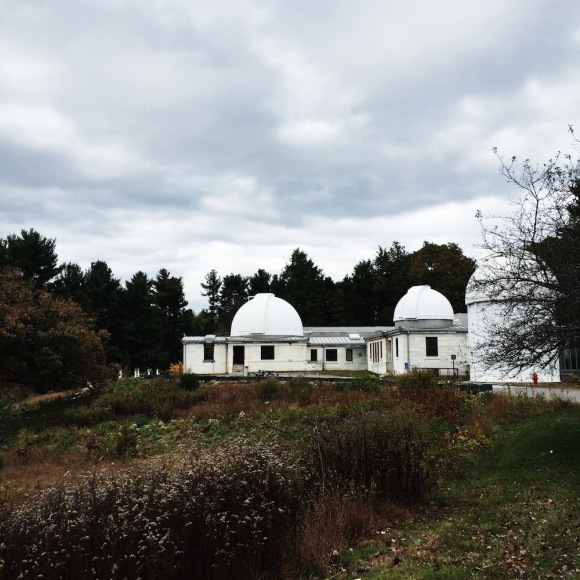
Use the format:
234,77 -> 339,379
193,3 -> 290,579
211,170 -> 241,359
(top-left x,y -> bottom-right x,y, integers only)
0,374 -> 577,578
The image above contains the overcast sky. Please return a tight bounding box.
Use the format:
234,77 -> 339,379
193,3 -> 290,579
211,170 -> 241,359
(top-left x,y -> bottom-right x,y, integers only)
1,0 -> 580,311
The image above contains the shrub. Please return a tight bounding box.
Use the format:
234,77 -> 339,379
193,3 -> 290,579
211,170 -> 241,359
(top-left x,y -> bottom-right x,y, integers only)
256,377 -> 281,401
88,378 -> 198,421
179,372 -> 199,391
289,376 -> 313,405
346,372 -> 382,392
0,395 -> 13,442
397,369 -> 439,395
0,440 -> 309,579
313,408 -> 431,501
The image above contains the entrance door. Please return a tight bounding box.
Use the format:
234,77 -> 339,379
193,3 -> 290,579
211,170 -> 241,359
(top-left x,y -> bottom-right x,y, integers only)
233,346 -> 245,365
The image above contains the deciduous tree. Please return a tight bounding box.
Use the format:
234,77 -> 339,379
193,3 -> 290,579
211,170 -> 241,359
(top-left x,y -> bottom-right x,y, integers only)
0,267 -> 112,391
408,242 -> 476,313
472,137 -> 580,373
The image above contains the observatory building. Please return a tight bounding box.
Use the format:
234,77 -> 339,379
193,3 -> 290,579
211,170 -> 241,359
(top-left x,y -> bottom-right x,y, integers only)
465,255 -> 560,383
365,286 -> 468,376
182,293 -> 378,376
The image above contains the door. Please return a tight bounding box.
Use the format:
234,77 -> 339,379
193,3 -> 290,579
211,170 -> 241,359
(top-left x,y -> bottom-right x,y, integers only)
233,345 -> 245,365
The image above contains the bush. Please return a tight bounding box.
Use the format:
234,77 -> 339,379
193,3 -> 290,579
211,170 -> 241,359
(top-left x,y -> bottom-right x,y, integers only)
76,378 -> 199,422
313,408 -> 431,501
346,372 -> 383,392
0,394 -> 13,441
289,376 -> 313,405
256,377 -> 281,401
179,373 -> 200,391
397,369 -> 439,395
0,440 -> 309,579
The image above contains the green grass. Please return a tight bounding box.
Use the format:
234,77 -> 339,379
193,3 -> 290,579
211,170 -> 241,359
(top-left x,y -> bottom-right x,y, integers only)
340,406 -> 580,579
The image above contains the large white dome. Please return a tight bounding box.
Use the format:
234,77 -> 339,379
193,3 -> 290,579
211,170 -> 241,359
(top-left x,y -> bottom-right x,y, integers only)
465,252 -> 553,305
394,286 -> 454,324
230,293 -> 304,336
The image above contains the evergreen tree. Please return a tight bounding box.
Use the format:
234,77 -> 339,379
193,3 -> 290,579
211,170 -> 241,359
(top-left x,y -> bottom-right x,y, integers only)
118,271 -> 160,371
52,262 -> 90,310
200,270 -> 222,332
335,259 -> 378,325
372,242 -> 410,324
248,268 -> 272,295
153,269 -> 190,365
83,261 -> 124,361
0,228 -> 63,288
276,248 -> 335,326
216,274 -> 249,334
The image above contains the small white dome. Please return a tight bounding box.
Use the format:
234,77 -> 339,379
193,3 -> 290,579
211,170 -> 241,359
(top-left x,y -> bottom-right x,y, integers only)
394,286 -> 454,323
230,293 -> 303,336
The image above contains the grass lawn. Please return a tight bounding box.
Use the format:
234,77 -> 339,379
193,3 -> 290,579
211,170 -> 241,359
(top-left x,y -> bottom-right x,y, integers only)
342,406 -> 580,579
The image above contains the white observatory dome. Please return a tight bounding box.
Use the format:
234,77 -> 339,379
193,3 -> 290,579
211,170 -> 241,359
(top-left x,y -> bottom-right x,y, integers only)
465,252 -> 552,305
230,293 -> 304,336
394,286 -> 454,328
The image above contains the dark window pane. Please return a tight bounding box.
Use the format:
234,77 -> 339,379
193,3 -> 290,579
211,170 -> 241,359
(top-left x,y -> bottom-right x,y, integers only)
326,348 -> 338,362
261,345 -> 275,360
203,344 -> 214,361
426,337 -> 438,357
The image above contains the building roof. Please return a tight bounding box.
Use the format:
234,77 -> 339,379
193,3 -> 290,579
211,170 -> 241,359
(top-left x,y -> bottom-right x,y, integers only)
308,336 -> 366,346
394,285 -> 454,322
230,293 -> 304,337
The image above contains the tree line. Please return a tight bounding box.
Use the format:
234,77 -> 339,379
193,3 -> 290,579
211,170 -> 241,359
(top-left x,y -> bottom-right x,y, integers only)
0,229 -> 476,390
199,242 -> 476,335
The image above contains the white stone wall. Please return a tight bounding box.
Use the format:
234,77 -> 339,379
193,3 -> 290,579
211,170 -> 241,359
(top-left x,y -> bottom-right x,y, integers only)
367,337 -> 391,374
235,342 -> 309,374
183,343 -> 228,375
467,301 -> 560,382
184,341 -> 369,375
389,331 -> 468,376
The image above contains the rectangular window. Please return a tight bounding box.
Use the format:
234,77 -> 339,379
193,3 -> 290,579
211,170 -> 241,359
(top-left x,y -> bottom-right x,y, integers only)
261,345 -> 275,360
395,337 -> 399,358
426,337 -> 438,357
325,348 -> 338,362
310,349 -> 318,362
346,348 -> 353,362
203,343 -> 214,361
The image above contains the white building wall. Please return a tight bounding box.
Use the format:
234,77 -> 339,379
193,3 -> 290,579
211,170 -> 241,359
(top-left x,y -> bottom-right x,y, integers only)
387,331 -> 468,376
184,341 -> 369,375
236,342 -> 309,374
183,343 -> 228,375
467,301 -> 560,382
367,338 -> 391,374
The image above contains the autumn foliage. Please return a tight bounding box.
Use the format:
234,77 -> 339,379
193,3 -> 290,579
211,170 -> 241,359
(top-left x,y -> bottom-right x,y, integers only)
0,267 -> 113,391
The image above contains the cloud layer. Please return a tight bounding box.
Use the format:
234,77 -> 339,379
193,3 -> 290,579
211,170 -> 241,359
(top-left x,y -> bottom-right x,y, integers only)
1,0 -> 580,310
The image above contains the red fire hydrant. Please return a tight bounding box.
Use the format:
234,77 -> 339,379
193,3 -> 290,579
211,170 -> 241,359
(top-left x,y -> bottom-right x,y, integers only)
532,371 -> 538,386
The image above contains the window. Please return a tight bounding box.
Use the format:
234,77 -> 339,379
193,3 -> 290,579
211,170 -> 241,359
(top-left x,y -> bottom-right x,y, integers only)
370,341 -> 382,363
203,343 -> 214,361
346,348 -> 353,362
395,337 -> 399,357
261,345 -> 275,360
426,337 -> 438,357
325,348 -> 338,362
310,349 -> 318,362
